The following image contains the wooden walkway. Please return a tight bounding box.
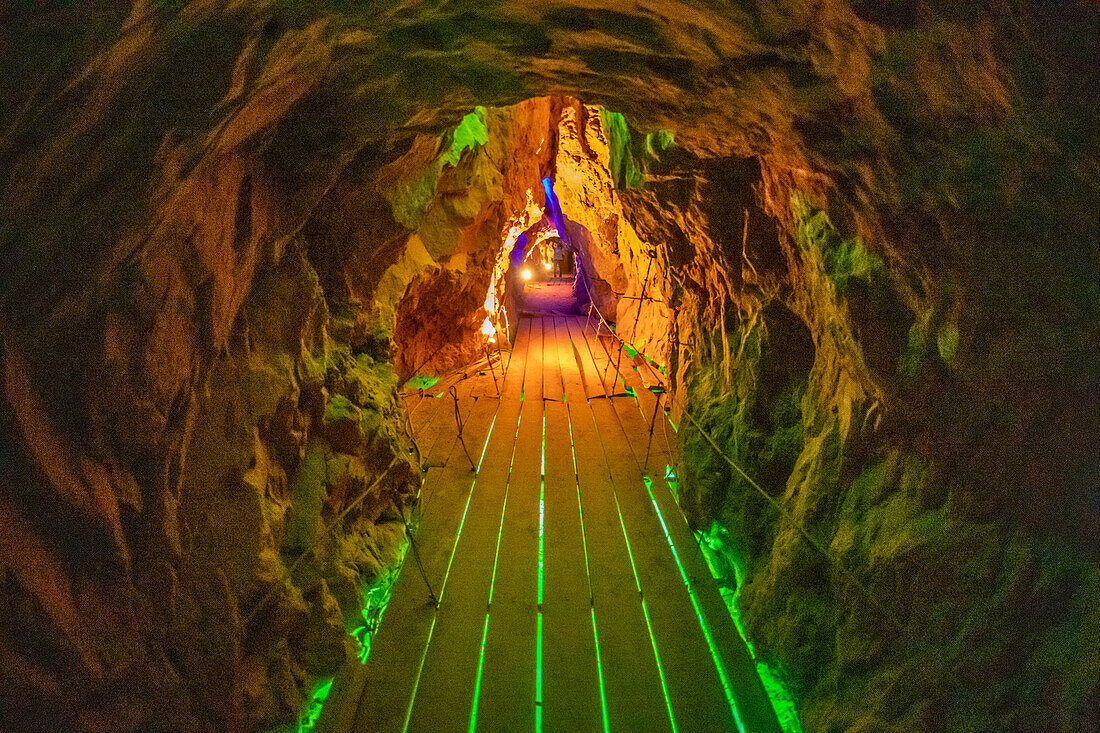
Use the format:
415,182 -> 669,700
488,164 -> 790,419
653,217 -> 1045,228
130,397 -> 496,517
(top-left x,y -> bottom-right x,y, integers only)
316,316 -> 780,733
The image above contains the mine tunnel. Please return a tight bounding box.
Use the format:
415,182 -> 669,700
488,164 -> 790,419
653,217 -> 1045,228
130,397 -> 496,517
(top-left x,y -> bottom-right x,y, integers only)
1,3 -> 1098,732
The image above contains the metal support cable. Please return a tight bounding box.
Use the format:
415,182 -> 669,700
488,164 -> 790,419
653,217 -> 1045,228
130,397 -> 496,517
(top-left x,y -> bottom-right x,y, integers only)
611,251 -> 655,387
677,407 -> 904,631
401,406 -> 425,476
579,253 -> 905,632
574,241 -> 967,704
398,502 -> 438,604
580,274 -> 666,392
244,455 -> 402,628
483,343 -> 501,397
642,389 -> 665,473
449,384 -> 477,471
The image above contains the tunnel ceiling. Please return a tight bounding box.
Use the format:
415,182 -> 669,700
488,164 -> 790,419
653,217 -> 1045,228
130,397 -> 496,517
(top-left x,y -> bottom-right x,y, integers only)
1,2 -> 1098,732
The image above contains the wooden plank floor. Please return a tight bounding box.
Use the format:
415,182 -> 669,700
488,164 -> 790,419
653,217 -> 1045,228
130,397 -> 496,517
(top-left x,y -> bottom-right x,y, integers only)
319,316 -> 781,733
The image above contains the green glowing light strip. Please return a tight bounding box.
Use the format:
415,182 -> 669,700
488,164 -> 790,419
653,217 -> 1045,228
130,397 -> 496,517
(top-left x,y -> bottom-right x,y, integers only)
608,490 -> 675,730
488,410 -> 524,607
443,416 -> 504,605
539,415 -> 546,605
478,415 -> 498,468
403,616 -> 436,731
562,396 -> 590,580
611,492 -> 642,595
575,490 -> 592,583
687,587 -> 746,733
466,510 -> 508,731
469,410 -> 524,731
640,481 -> 686,584
538,491 -> 545,604
403,410 -> 503,732
562,378 -> 606,732
568,419 -> 579,477
487,492 -> 510,606
537,398 -> 548,729
643,477 -> 746,732
591,608 -> 611,733
468,614 -> 491,733
639,597 -> 678,733
296,678 -> 332,733
535,612 -> 544,730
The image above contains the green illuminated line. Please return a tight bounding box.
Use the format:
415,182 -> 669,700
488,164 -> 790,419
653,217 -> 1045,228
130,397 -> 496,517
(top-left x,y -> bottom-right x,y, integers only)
438,481 -> 480,604
561,382 -> 589,579
477,414 -> 498,468
607,490 -> 676,730
566,403 -> 579,477
687,588 -> 747,733
590,608 -> 611,733
488,493 -> 510,605
642,478 -> 746,733
470,405 -> 524,730
640,597 -> 678,733
562,377 -> 605,732
404,403 -> 504,731
575,489 -> 592,583
468,613 -> 491,733
488,413 -> 523,606
440,412 -> 501,605
642,478 -> 687,582
535,612 -> 544,730
562,426 -> 596,597
468,497 -> 508,729
538,491 -> 545,604
610,492 -> 643,594
537,403 -> 546,730
402,614 -> 438,732
538,417 -> 546,605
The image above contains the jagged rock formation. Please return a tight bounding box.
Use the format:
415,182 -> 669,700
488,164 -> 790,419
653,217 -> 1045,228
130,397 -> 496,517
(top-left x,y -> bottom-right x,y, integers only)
1,1 -> 1096,731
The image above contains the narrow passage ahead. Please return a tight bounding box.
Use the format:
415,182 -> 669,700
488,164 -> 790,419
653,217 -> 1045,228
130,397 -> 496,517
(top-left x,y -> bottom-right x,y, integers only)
317,315 -> 780,733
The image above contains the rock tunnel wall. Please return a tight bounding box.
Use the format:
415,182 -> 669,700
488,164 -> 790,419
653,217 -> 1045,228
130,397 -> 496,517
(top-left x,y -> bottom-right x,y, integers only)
1,1 -> 1097,731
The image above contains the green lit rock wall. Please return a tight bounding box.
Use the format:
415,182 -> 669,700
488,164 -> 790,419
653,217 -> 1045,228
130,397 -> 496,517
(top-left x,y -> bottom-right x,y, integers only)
650,116 -> 1098,733
606,4 -> 1099,729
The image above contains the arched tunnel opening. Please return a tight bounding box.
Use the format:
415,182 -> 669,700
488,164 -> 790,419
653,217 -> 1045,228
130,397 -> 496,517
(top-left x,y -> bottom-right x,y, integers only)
389,100 -> 669,395
1,4 -> 1098,733
507,179 -> 588,319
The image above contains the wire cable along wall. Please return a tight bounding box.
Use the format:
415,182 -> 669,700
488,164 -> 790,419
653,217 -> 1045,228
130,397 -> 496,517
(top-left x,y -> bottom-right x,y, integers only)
573,238 -> 906,634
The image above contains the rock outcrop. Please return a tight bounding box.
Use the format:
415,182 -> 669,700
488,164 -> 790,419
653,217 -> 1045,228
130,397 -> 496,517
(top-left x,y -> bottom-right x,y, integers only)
1,1 -> 1096,730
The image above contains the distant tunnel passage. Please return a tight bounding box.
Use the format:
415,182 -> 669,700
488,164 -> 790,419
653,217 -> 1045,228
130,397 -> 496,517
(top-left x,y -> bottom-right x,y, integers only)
317,316 -> 781,733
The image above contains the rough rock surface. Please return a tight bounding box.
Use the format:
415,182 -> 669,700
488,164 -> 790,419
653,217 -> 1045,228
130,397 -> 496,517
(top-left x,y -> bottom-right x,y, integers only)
1,1 -> 1097,731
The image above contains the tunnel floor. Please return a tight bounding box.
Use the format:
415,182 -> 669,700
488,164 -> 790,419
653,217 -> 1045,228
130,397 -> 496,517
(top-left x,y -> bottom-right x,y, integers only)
521,277 -> 581,315
317,316 -> 779,732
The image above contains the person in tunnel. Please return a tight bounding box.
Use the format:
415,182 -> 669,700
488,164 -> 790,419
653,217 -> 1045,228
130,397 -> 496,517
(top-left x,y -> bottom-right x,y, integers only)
552,239 -> 564,279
